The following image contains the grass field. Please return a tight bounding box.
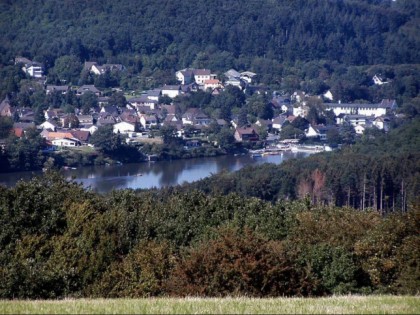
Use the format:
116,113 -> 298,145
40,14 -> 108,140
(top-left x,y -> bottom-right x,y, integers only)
1,296 -> 419,314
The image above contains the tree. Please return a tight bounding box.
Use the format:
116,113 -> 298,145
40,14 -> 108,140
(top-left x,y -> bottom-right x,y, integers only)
89,125 -> 121,153
51,55 -> 82,85
80,92 -> 98,114
62,114 -> 80,128
216,127 -> 236,152
0,117 -> 13,139
159,125 -> 178,145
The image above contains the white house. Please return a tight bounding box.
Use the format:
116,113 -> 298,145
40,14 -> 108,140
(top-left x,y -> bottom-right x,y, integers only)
39,120 -> 57,131
354,125 -> 366,135
372,116 -> 390,132
140,114 -> 158,129
25,65 -> 43,78
372,75 -> 389,85
305,125 -> 321,138
192,69 -> 212,85
325,99 -> 396,117
204,79 -> 222,91
182,108 -> 211,126
52,138 -> 81,147
161,85 -> 181,98
272,115 -> 287,131
323,90 -> 333,101
240,71 -> 257,84
15,57 -> 43,78
343,114 -> 373,127
81,125 -> 98,134
113,121 -> 136,134
176,69 -> 194,85
176,69 -> 214,85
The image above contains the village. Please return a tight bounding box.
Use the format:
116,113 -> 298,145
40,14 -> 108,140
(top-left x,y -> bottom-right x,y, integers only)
0,57 -> 398,160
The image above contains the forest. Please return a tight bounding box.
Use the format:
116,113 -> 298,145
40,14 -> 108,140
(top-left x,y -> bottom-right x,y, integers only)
0,172 -> 418,298
0,0 -> 419,87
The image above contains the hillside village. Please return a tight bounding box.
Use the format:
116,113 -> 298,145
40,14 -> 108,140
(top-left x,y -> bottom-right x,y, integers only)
0,57 -> 398,161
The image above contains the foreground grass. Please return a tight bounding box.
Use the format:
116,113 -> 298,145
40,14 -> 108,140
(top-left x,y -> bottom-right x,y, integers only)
1,296 -> 419,314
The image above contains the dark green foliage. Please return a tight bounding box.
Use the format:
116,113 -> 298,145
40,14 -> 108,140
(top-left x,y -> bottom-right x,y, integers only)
0,172 -> 418,298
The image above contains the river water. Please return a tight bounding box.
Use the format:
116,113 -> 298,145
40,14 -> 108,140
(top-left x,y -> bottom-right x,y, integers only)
0,152 -> 308,193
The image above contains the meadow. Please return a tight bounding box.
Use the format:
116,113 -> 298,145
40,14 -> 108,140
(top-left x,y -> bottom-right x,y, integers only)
1,296 -> 419,314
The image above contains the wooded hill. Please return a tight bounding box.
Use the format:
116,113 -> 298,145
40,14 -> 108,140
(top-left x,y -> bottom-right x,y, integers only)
1,0 -> 419,70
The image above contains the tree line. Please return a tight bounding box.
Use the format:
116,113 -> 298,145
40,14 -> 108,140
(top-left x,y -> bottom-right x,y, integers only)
0,172 -> 418,299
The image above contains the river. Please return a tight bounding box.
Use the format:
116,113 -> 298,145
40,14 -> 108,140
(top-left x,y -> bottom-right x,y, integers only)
0,152 -> 308,193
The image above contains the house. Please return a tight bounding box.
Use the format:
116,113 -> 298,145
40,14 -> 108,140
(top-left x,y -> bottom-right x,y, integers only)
240,71 -> 257,84
225,77 -> 245,89
100,105 -> 119,116
39,120 -> 58,131
323,90 -> 333,101
77,115 -> 94,127
97,96 -> 110,106
373,74 -> 389,85
89,63 -> 124,75
255,118 -> 272,130
81,125 -> 98,134
162,114 -> 179,125
272,115 -> 288,131
41,130 -> 74,141
76,85 -> 101,96
343,114 -> 373,127
204,79 -> 222,91
97,114 -> 117,126
182,108 -> 211,126
354,125 -> 366,135
325,99 -> 396,117
52,138 -> 81,147
176,69 -> 194,85
16,108 -> 35,123
161,85 -> 181,98
176,68 -> 214,85
113,121 -> 136,134
225,69 -> 241,79
305,125 -> 336,141
129,96 -> 159,110
372,116 -> 390,132
15,57 -> 43,78
140,114 -> 158,129
0,96 -> 12,117
44,109 -> 65,120
192,69 -> 213,85
70,130 -> 90,144
119,110 -> 139,124
234,127 -> 259,142
46,85 -> 69,95
293,104 -> 309,118
305,125 -> 321,138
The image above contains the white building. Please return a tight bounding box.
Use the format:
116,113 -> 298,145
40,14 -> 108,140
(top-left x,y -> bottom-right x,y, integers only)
325,99 -> 396,117
161,85 -> 181,98
113,121 -> 136,134
52,138 -> 81,147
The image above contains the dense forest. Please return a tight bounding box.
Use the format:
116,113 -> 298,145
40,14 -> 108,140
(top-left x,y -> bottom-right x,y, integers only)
0,172 -> 418,298
0,0 -> 419,85
1,0 -> 419,65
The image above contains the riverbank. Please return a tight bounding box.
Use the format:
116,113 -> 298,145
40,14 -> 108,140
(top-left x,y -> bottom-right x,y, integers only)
0,152 -> 308,193
1,296 -> 418,314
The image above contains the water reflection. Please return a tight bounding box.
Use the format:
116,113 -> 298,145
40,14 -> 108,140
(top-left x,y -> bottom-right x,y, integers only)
0,152 -> 308,193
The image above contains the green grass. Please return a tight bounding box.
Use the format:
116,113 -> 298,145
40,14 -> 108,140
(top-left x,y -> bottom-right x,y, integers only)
1,296 -> 419,314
